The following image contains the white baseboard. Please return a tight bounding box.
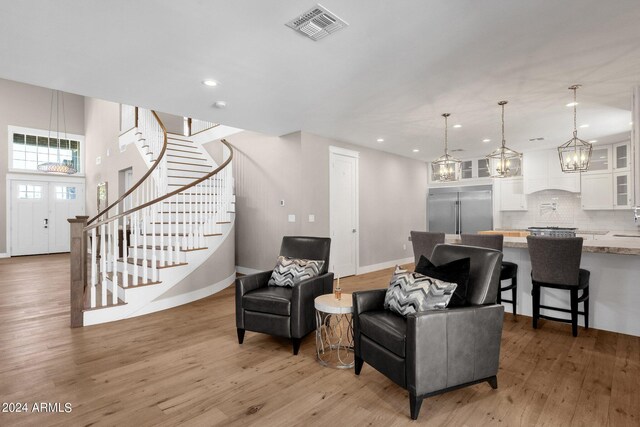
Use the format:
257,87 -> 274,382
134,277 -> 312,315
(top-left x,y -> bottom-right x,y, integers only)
0,253 -> 9,259
236,265 -> 263,275
357,257 -> 414,275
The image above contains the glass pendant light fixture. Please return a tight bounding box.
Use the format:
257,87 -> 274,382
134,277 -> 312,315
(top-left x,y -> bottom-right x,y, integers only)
37,90 -> 77,175
558,84 -> 592,173
431,113 -> 461,182
486,100 -> 521,178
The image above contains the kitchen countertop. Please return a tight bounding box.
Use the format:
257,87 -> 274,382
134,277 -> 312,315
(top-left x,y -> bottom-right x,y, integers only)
446,231 -> 640,256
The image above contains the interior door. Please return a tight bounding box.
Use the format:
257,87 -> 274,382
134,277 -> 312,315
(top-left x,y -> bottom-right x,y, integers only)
427,192 -> 458,234
48,183 -> 86,253
330,150 -> 358,278
10,181 -> 49,256
459,190 -> 493,234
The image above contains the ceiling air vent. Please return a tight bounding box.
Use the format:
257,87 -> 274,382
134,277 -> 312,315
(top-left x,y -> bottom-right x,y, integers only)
286,4 -> 348,41
451,148 -> 465,152
529,137 -> 545,142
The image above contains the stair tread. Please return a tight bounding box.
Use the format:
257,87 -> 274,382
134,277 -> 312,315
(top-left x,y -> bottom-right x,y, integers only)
144,233 -> 222,237
167,154 -> 208,161
106,272 -> 162,288
130,245 -> 209,252
167,169 -> 209,175
126,258 -> 189,269
168,160 -> 213,168
167,147 -> 200,154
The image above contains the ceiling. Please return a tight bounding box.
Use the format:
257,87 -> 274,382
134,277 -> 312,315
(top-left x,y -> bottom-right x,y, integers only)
1,1 -> 639,160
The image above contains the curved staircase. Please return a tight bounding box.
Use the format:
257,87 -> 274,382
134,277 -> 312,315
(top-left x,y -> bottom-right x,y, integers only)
69,108 -> 236,327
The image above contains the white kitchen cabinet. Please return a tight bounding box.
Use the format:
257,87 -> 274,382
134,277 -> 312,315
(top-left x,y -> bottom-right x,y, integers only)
613,171 -> 633,209
498,178 -> 527,211
581,173 -> 613,210
523,149 -> 580,194
613,142 -> 630,171
585,146 -> 611,173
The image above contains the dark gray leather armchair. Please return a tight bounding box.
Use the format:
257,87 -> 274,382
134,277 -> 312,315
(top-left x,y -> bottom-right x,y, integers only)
236,236 -> 333,355
353,244 -> 504,420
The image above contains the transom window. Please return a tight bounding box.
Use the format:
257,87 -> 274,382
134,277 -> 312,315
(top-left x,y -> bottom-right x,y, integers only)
55,186 -> 77,200
18,184 -> 42,199
11,132 -> 80,172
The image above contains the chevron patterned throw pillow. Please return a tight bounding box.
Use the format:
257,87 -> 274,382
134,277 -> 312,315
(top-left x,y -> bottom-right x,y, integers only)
384,266 -> 458,317
268,256 -> 325,287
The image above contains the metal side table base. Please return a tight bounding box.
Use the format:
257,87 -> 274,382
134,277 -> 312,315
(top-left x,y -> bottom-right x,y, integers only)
314,293 -> 354,369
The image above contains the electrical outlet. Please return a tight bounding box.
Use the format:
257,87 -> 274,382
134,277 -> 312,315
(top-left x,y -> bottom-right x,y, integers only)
288,214 -> 296,223
96,156 -> 101,165
280,200 -> 285,207
308,214 -> 315,222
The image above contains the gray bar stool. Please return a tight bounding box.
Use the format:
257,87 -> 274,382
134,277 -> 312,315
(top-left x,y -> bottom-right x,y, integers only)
410,231 -> 445,265
461,234 -> 518,316
526,236 -> 590,337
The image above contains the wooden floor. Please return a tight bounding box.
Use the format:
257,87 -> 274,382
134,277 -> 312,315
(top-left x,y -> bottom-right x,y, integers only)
0,254 -> 638,426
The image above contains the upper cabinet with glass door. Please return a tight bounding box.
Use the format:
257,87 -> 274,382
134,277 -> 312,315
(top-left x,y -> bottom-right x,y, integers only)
613,141 -> 633,209
585,145 -> 611,173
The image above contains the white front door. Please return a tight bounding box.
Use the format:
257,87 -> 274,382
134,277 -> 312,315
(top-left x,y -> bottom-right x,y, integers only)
10,181 -> 49,256
329,147 -> 359,278
10,180 -> 86,255
48,183 -> 85,253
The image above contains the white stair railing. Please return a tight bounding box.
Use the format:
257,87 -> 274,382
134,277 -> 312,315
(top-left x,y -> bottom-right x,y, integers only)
189,118 -> 218,136
69,107 -> 233,325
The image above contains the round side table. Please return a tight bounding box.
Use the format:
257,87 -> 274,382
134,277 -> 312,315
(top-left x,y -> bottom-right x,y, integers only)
314,293 -> 354,369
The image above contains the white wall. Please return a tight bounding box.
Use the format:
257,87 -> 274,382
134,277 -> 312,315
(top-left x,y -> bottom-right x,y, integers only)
214,130 -> 428,271
84,98 -> 148,219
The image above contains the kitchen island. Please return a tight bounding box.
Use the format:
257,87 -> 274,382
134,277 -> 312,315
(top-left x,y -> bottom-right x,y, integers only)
445,232 -> 640,336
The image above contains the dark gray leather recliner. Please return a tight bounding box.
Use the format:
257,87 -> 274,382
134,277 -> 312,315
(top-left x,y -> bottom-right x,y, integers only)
353,244 -> 504,420
236,236 -> 333,355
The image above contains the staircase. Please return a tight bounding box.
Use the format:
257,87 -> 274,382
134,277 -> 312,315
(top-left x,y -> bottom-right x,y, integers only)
69,108 -> 236,327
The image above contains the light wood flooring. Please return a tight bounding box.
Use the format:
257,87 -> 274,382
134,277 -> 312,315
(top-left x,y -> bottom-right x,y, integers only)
0,254 -> 638,426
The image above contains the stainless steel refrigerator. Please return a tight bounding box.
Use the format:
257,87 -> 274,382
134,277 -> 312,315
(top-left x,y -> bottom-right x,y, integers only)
428,185 -> 493,234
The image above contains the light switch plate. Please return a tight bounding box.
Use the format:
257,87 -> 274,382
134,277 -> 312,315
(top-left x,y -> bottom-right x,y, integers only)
308,214 -> 315,222
288,214 -> 296,223
96,156 -> 102,165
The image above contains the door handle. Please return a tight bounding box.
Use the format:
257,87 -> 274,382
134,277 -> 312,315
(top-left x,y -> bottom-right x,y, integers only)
44,218 -> 48,229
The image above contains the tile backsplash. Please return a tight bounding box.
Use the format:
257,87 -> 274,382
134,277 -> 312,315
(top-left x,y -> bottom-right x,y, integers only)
500,190 -> 639,231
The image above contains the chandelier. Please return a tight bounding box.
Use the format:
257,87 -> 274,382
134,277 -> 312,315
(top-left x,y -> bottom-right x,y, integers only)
486,100 -> 521,178
431,113 -> 461,182
37,90 -> 77,175
558,84 -> 592,173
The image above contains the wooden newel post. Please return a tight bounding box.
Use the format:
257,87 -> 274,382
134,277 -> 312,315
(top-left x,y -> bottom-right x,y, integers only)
69,215 -> 89,328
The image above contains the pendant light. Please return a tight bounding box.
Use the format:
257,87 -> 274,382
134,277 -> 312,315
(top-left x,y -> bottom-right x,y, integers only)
431,113 -> 461,182
37,90 -> 77,175
486,100 -> 521,178
558,84 -> 592,173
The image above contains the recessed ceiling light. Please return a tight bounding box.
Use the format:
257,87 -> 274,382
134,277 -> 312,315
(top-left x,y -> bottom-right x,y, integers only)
589,139 -> 597,143
376,138 -> 384,143
453,124 -> 462,128
482,138 -> 491,143
579,124 -> 589,128
566,102 -> 578,107
213,101 -> 227,109
412,149 -> 420,153
203,79 -> 218,87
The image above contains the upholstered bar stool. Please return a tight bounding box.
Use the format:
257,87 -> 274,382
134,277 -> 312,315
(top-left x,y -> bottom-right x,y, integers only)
410,231 -> 445,266
461,234 -> 518,316
526,236 -> 590,337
